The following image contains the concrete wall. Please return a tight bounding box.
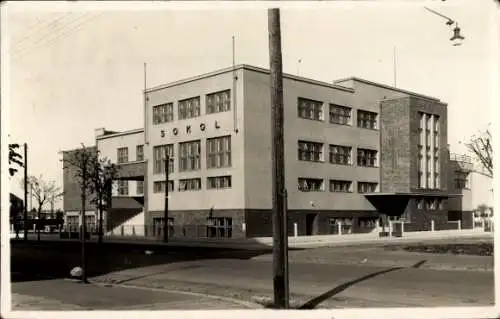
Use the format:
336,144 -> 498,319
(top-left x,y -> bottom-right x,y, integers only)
144,67 -> 246,214
62,147 -> 97,212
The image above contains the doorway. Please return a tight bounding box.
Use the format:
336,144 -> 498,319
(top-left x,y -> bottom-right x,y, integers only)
305,213 -> 317,236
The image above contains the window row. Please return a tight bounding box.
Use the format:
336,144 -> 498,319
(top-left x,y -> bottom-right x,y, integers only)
117,180 -> 144,196
152,90 -> 231,124
297,98 -> 378,129
152,216 -> 233,238
298,178 -> 378,193
416,198 -> 444,211
153,176 -> 232,193
298,141 -> 378,167
153,136 -> 231,174
116,145 -> 145,164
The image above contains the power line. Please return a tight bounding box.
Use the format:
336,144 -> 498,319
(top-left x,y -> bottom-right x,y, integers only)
12,13 -> 102,60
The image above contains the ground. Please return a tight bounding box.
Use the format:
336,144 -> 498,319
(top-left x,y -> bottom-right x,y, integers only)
8,235 -> 495,311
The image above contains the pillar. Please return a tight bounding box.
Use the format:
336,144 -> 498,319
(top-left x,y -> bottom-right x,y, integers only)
431,220 -> 435,232
293,222 -> 298,237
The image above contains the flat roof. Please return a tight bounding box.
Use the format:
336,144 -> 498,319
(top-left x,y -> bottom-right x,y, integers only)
96,128 -> 144,140
145,64 -> 355,94
364,192 -> 463,198
334,76 -> 441,102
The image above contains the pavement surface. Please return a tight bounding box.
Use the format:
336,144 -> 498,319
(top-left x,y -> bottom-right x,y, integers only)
9,235 -> 495,309
11,278 -> 259,310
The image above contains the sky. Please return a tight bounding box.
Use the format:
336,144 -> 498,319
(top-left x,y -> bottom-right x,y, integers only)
2,0 -> 497,210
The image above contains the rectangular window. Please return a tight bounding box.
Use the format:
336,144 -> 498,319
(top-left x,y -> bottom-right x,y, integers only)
117,180 -> 129,195
136,181 -> 144,195
207,136 -> 231,169
179,140 -> 201,172
206,90 -> 231,114
298,140 -> 323,162
136,145 -> 144,161
178,178 -> 202,191
117,147 -> 128,164
178,96 -> 200,120
152,103 -> 174,124
454,173 -> 470,190
416,198 -> 424,210
207,176 -> 232,189
357,110 -> 378,129
435,174 -> 441,189
426,171 -> 432,187
434,115 -> 440,133
298,97 -> 323,121
357,148 -> 378,167
426,198 -> 437,210
298,178 -> 324,192
153,144 -> 174,174
206,217 -> 232,238
329,180 -> 352,193
357,182 -> 378,193
153,180 -> 174,193
418,172 -> 424,189
329,145 -> 352,165
329,104 -> 351,125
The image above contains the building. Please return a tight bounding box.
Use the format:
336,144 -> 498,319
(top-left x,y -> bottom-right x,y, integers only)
62,64 -> 473,238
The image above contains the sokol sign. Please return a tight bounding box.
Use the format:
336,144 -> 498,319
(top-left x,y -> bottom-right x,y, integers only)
161,120 -> 221,138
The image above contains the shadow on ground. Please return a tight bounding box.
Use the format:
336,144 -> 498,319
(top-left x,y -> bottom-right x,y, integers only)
11,238 -> 301,283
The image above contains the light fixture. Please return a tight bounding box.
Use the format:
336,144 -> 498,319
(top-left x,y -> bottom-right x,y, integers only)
450,24 -> 465,46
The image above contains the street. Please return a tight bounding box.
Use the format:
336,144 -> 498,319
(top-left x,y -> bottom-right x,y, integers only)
9,237 -> 495,309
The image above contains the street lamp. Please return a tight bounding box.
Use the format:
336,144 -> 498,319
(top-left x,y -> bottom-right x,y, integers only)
163,155 -> 173,243
424,6 -> 465,46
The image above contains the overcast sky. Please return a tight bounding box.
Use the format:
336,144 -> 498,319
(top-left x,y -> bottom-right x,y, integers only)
2,1 -> 497,209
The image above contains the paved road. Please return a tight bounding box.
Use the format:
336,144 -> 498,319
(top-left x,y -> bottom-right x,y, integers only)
11,278 -> 257,310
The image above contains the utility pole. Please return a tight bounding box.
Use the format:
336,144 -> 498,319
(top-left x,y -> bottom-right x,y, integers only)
23,143 -> 28,241
268,8 -> 289,309
81,154 -> 88,284
163,155 -> 170,243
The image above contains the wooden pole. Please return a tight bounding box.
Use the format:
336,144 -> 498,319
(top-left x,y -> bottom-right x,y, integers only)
81,152 -> 88,283
23,143 -> 28,241
163,155 -> 170,243
268,8 -> 288,309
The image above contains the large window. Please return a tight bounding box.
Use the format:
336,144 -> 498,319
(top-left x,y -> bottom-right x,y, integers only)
329,180 -> 352,193
298,178 -> 324,192
117,147 -> 128,164
298,140 -> 323,162
298,98 -> 323,121
117,180 -> 129,195
207,217 -> 232,238
179,140 -> 201,171
137,181 -> 144,195
454,172 -> 470,189
357,182 -> 378,193
179,178 -> 202,191
207,136 -> 231,169
329,145 -> 352,165
329,104 -> 351,125
152,103 -> 174,124
207,176 -> 232,189
178,96 -> 200,120
153,144 -> 174,174
357,110 -> 378,129
136,145 -> 144,161
357,148 -> 378,167
206,90 -> 231,114
153,180 -> 174,193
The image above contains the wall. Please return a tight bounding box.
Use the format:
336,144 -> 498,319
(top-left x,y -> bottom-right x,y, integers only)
145,68 -> 246,214
62,147 -> 97,212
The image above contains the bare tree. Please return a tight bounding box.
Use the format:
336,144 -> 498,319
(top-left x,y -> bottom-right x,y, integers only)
465,129 -> 493,179
22,175 -> 63,241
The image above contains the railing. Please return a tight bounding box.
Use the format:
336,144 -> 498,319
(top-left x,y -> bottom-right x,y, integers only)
450,153 -> 472,163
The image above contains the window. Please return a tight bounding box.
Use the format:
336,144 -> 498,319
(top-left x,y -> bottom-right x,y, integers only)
418,172 -> 424,189
357,148 -> 378,167
434,116 -> 440,133
207,136 -> 231,169
207,217 -> 232,238
117,180 -> 128,195
152,103 -> 174,124
357,182 -> 378,193
117,147 -> 128,164
329,104 -> 351,125
206,90 -> 231,114
179,140 -> 201,172
426,171 -> 431,187
178,96 -> 200,120
454,172 -> 470,189
434,134 -> 439,148
298,178 -> 324,192
357,110 -> 378,129
438,199 -> 444,210
329,145 -> 352,165
298,141 -> 323,162
298,98 -> 323,121
416,198 -> 424,209
329,180 -> 352,193
137,181 -> 144,195
417,154 -> 423,172
426,198 -> 437,210
136,145 -> 144,161
207,176 -> 232,189
179,178 -> 202,191
153,180 -> 174,193
153,144 -> 174,174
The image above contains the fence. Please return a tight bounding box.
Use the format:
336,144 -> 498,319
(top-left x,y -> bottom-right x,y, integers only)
103,224 -> 245,240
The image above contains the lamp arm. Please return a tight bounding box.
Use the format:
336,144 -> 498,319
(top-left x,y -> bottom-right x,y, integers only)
424,6 -> 455,25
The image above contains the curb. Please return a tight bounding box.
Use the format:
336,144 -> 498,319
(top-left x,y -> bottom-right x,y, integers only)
90,280 -> 264,309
